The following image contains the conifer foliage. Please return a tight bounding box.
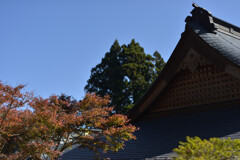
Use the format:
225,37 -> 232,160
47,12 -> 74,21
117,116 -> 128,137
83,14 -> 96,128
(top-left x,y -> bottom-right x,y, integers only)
85,39 -> 165,114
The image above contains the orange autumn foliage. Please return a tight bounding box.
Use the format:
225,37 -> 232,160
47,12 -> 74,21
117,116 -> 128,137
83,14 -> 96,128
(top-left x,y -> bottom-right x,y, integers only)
0,81 -> 137,159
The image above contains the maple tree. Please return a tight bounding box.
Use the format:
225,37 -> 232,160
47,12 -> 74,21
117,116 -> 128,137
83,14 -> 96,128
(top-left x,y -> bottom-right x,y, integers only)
0,81 -> 137,159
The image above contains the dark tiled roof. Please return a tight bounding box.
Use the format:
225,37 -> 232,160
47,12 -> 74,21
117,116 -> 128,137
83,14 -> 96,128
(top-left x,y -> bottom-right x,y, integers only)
61,104 -> 240,160
186,4 -> 240,66
60,148 -> 96,160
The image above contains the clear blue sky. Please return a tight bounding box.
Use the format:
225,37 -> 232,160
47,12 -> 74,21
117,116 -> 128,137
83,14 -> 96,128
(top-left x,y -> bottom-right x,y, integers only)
1,0 -> 240,100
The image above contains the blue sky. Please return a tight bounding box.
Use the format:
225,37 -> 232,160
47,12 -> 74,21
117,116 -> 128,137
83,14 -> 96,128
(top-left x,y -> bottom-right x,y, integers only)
1,0 -> 240,100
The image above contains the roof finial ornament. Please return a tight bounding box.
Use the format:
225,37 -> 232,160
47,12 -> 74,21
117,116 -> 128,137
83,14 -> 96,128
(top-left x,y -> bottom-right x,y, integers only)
185,3 -> 217,33
192,3 -> 199,8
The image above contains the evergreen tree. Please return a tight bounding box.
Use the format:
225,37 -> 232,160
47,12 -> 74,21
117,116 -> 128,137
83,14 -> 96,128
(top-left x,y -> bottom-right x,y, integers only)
85,39 -> 165,114
153,51 -> 165,79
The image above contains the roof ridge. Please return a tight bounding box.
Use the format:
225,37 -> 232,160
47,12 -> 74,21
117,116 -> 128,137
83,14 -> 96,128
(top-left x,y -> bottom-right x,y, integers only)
213,17 -> 240,38
186,3 -> 240,38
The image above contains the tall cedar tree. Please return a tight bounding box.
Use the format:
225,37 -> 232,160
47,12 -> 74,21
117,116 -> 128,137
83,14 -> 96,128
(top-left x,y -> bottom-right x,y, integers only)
85,39 -> 165,114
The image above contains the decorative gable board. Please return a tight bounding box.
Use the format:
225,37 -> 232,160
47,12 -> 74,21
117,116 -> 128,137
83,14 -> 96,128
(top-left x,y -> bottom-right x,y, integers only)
147,49 -> 240,114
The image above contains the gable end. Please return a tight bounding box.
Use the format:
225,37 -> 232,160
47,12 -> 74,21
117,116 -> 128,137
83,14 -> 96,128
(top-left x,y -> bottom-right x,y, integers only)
146,51 -> 240,114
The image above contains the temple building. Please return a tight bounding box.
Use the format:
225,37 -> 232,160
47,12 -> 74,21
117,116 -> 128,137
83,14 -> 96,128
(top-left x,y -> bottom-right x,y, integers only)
62,4 -> 240,160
